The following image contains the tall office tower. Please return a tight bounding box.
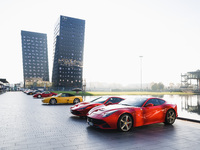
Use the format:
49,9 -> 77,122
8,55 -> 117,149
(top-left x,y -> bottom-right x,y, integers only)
21,30 -> 49,87
52,16 -> 85,90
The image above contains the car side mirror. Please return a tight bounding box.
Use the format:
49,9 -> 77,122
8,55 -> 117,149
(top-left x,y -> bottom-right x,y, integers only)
106,102 -> 113,105
146,103 -> 154,107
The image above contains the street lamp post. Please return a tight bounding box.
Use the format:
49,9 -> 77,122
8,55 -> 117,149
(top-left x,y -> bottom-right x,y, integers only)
139,56 -> 143,91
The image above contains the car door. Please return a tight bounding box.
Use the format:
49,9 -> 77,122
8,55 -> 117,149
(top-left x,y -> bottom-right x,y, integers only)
67,94 -> 75,103
58,93 -> 68,103
41,92 -> 46,97
142,98 -> 164,125
44,91 -> 49,97
46,91 -> 51,97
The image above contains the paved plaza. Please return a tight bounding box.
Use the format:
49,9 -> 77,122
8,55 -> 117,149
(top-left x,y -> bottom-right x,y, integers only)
0,92 -> 200,150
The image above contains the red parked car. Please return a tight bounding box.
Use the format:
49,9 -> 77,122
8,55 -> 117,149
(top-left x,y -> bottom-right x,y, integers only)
87,97 -> 178,132
33,91 -> 57,98
70,96 -> 125,117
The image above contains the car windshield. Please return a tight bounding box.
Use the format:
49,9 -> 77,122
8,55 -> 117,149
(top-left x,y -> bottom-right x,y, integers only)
90,96 -> 109,104
56,93 -> 62,97
119,97 -> 148,107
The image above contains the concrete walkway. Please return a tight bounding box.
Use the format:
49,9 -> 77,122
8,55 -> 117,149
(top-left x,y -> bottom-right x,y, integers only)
0,92 -> 200,150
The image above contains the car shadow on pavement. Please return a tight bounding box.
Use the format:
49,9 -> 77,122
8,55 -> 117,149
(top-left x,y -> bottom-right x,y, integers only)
84,123 -> 176,146
86,122 -> 175,135
69,116 -> 87,123
41,103 -> 74,106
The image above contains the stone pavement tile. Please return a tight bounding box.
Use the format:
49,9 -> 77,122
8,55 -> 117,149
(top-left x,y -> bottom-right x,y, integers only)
0,142 -> 16,148
153,146 -> 177,150
53,145 -> 78,150
39,144 -> 65,150
48,138 -> 71,145
62,141 -> 85,147
27,142 -> 50,148
184,144 -> 200,150
168,140 -> 199,150
15,140 -> 38,146
0,144 -> 28,150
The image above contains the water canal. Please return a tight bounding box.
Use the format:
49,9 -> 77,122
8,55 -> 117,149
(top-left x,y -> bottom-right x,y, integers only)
83,95 -> 200,122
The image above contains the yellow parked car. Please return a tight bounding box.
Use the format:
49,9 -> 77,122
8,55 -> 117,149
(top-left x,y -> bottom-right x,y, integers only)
42,93 -> 83,105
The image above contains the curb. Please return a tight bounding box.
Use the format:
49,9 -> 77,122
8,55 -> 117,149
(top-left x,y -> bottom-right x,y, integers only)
177,117 -> 200,123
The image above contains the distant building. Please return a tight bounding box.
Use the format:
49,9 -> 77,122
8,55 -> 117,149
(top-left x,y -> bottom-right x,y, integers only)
0,78 -> 9,93
21,30 -> 49,88
52,16 -> 85,90
181,70 -> 200,92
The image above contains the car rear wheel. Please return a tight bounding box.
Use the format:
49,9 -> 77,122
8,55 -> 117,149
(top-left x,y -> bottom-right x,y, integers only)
73,98 -> 80,104
117,114 -> 133,132
37,95 -> 41,98
50,98 -> 57,105
165,109 -> 176,125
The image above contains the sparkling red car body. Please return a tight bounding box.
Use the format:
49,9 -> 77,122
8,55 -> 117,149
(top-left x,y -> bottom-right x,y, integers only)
70,96 -> 125,117
33,91 -> 57,98
87,97 -> 178,131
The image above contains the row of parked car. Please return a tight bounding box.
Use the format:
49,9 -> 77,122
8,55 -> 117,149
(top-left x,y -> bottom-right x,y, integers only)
70,96 -> 178,132
23,89 -> 83,104
23,89 -> 57,98
23,89 -> 178,132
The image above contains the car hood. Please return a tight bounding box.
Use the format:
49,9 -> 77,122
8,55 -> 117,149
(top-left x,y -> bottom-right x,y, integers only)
71,102 -> 101,109
88,104 -> 132,115
75,102 -> 89,107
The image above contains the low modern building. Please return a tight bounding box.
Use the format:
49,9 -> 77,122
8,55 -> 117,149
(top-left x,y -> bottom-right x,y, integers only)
181,70 -> 200,92
52,16 -> 85,90
21,30 -> 49,88
0,78 -> 9,93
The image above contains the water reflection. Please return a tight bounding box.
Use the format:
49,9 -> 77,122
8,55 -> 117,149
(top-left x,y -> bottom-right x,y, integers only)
164,95 -> 200,121
180,95 -> 200,115
83,95 -> 200,121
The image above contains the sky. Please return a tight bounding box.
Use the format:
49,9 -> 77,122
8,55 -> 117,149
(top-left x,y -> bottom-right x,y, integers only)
0,0 -> 200,86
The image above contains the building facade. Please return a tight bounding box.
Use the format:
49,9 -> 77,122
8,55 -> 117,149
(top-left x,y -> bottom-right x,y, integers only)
21,30 -> 49,88
52,16 -> 85,90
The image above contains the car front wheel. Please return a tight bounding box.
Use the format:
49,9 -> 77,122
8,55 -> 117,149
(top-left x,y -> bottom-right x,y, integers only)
73,98 -> 80,104
37,95 -> 41,98
165,109 -> 176,125
50,99 -> 57,105
117,114 -> 133,132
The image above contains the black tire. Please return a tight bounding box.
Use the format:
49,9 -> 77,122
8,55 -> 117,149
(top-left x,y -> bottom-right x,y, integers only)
117,114 -> 133,132
164,109 -> 176,125
37,95 -> 41,98
73,98 -> 80,104
50,98 -> 57,105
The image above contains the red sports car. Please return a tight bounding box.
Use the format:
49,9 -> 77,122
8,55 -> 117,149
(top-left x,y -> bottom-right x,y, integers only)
70,96 -> 125,117
33,91 -> 57,98
87,97 -> 178,132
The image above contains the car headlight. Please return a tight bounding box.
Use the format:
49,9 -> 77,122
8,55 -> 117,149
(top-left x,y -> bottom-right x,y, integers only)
102,110 -> 118,118
78,106 -> 89,110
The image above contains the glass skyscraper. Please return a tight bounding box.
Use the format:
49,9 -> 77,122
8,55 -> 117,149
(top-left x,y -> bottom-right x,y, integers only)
21,30 -> 49,87
52,16 -> 85,90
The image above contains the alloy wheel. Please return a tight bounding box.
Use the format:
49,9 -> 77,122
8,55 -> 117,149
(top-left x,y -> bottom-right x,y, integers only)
119,114 -> 133,132
74,98 -> 80,104
166,109 -> 176,125
50,99 -> 57,105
